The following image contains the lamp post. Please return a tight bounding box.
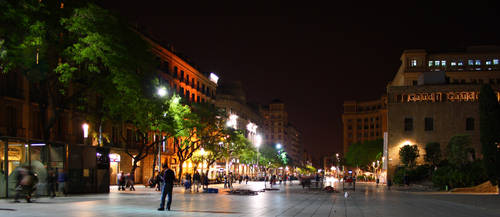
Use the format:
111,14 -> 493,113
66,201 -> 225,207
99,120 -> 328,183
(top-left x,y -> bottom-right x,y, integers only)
156,86 -> 167,172
200,148 -> 206,176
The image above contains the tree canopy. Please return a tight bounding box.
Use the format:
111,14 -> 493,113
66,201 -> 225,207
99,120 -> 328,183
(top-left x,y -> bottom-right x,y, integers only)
479,84 -> 500,186
344,139 -> 383,169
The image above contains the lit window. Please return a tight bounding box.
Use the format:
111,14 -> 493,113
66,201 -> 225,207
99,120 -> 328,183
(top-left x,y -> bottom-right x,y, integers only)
441,60 -> 446,66
428,61 -> 433,67
486,60 -> 492,65
493,59 -> 499,65
475,60 -> 481,65
468,60 -> 474,65
434,60 -> 440,66
458,61 -> 463,66
411,59 -> 417,67
451,62 -> 456,66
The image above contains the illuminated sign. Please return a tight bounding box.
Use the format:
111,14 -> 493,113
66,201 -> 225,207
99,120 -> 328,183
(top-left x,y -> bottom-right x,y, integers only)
402,91 -> 480,103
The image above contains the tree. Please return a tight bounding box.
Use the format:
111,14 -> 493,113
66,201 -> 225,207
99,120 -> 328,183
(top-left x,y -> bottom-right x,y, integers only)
479,84 -> 500,190
447,135 -> 474,167
0,1 -> 156,156
399,145 -> 419,168
424,142 -> 441,167
344,139 -> 383,169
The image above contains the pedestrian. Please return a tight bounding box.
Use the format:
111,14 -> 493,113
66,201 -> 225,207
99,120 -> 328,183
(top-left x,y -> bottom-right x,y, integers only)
116,172 -> 122,190
158,163 -> 175,211
387,178 -> 392,191
193,171 -> 201,192
118,171 -> 126,191
279,175 -> 282,185
47,168 -> 57,198
284,174 -> 287,185
155,172 -> 162,191
127,173 -> 136,191
245,175 -> 249,184
376,176 -> 380,187
223,174 -> 228,189
184,173 -> 192,191
202,172 -> 209,189
57,168 -> 67,196
238,175 -> 243,184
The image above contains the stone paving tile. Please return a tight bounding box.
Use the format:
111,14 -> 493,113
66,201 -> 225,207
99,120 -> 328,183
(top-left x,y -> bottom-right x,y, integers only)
1,181 -> 500,217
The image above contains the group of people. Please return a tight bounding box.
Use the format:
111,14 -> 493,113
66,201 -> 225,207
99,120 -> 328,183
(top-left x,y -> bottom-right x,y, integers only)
116,171 -> 135,191
183,171 -> 209,192
14,166 -> 67,203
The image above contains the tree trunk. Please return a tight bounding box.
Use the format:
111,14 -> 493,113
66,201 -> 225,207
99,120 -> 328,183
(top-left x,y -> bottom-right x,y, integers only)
130,159 -> 138,182
152,148 -> 157,178
178,162 -> 184,184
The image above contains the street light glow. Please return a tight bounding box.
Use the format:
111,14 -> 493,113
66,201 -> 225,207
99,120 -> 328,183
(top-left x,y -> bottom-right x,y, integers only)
255,134 -> 262,148
157,86 -> 167,97
226,114 -> 238,129
276,143 -> 282,149
200,148 -> 206,156
82,123 -> 89,138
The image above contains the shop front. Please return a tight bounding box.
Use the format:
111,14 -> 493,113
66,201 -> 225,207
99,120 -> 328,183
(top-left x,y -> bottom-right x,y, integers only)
0,137 -> 109,198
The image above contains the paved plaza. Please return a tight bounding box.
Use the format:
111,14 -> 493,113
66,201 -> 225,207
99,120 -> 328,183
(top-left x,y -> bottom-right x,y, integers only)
1,181 -> 499,217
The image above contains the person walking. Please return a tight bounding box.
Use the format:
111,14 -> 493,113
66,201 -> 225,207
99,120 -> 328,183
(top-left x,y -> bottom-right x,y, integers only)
193,171 -> 201,192
118,171 -> 126,191
127,173 -> 136,191
158,163 -> 175,211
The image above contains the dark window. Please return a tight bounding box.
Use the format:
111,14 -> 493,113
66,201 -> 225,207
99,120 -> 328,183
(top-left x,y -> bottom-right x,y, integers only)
412,80 -> 418,86
197,96 -> 200,102
180,70 -> 185,81
173,67 -> 178,78
466,118 -> 474,131
191,94 -> 195,101
186,90 -> 190,99
357,125 -> 362,130
347,125 -> 352,130
424,117 -> 434,131
404,118 -> 413,131
186,74 -> 189,85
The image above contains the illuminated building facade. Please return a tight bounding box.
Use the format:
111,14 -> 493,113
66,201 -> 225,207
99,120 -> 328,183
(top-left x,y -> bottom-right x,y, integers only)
341,96 -> 388,154
260,99 -> 303,166
215,81 -> 264,175
387,46 -> 500,177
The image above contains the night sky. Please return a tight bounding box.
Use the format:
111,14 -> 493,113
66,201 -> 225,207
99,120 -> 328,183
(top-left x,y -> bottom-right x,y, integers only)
103,1 -> 500,165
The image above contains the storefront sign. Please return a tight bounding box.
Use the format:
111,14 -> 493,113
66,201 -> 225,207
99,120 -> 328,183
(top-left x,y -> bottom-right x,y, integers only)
109,153 -> 120,162
0,147 -> 22,161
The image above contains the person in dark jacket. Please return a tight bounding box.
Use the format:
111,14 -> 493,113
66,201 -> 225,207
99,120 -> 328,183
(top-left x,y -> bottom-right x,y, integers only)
202,172 -> 209,189
193,171 -> 201,192
158,163 -> 175,211
47,168 -> 57,198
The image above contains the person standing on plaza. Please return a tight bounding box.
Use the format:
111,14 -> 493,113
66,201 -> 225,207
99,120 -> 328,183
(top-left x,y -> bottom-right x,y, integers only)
193,171 -> 201,192
223,174 -> 228,189
47,168 -> 57,198
202,172 -> 209,189
158,163 -> 175,211
57,168 -> 67,196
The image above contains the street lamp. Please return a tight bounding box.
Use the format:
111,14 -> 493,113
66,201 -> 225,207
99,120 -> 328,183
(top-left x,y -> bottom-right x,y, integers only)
82,123 -> 89,139
157,86 -> 167,97
276,143 -> 282,149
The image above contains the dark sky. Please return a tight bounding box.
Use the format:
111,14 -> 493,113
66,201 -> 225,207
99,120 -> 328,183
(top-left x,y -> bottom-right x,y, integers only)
103,1 -> 500,164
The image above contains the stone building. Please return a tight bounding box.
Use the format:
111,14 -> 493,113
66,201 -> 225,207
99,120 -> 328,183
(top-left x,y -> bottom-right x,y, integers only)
342,96 -> 388,154
387,46 -> 500,177
215,80 -> 264,175
260,100 -> 303,166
